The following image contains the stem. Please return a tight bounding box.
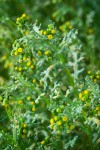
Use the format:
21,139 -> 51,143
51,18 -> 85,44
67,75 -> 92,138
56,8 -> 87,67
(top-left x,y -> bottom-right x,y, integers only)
59,54 -> 78,98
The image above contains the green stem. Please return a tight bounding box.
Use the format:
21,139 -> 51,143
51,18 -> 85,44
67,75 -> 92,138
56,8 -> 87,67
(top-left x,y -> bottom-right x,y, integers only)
59,54 -> 78,98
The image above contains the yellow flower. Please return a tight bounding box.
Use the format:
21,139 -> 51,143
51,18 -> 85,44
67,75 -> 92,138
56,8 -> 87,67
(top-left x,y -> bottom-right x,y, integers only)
26,61 -> 31,66
79,93 -> 82,99
23,124 -> 27,128
18,100 -> 23,104
14,51 -> 18,56
43,31 -> 47,35
37,51 -> 42,56
40,30 -> 44,34
18,67 -> 22,71
95,107 -> 99,111
88,28 -> 93,34
69,125 -> 74,130
94,79 -> 97,83
23,57 -> 27,61
86,103 -> 90,107
22,13 -> 27,18
62,116 -> 68,122
81,97 -> 85,101
24,30 -> 29,35
41,140 -> 45,145
23,129 -> 26,134
16,17 -> 20,22
98,111 -> 100,115
30,101 -> 35,105
69,25 -> 73,29
88,70 -> 91,74
90,76 -> 93,79
44,50 -> 50,55
48,34 -> 53,39
32,79 -> 36,83
8,62 -> 12,67
1,55 -> 7,60
84,90 -> 89,95
54,116 -> 58,121
27,96 -> 31,101
50,119 -> 54,125
57,121 -> 62,126
32,107 -> 36,112
51,29 -> 56,34
30,65 -> 35,69
15,67 -> 18,70
18,48 -> 23,53
96,75 -> 99,79
66,21 -> 70,26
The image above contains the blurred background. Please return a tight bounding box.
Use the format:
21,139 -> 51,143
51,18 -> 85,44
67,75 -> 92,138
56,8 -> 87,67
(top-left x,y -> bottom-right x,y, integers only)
0,0 -> 100,84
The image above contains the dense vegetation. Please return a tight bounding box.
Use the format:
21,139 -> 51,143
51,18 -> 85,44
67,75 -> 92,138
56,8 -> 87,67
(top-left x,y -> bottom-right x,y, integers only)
0,0 -> 100,150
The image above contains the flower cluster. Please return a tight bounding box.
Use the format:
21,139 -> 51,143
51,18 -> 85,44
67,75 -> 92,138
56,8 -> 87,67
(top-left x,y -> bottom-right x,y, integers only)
88,70 -> 100,83
16,13 -> 29,29
40,23 -> 56,39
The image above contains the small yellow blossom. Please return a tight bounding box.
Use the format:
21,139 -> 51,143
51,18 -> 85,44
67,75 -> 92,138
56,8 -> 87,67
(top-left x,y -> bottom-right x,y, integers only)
16,17 -> 20,22
41,140 -> 45,145
18,48 -> 23,53
79,93 -> 82,99
2,55 -> 7,60
57,121 -> 62,126
24,30 -> 29,35
66,21 -> 70,26
69,25 -> 73,29
50,119 -> 54,125
90,76 -> 93,79
54,116 -> 58,121
94,79 -> 97,83
81,97 -> 85,101
14,51 -> 18,56
88,71 -> 91,74
62,116 -> 68,122
32,79 -> 36,83
18,67 -> 22,71
37,51 -> 42,56
69,125 -> 75,130
43,31 -> 47,35
40,30 -> 44,34
30,101 -> 35,105
48,34 -> 53,39
27,96 -> 31,101
32,107 -> 36,112
23,57 -> 27,61
18,100 -> 23,104
44,50 -> 50,55
30,65 -> 35,69
23,124 -> 27,128
84,90 -> 89,95
96,75 -> 99,79
86,103 -> 90,107
23,129 -> 26,134
22,13 -> 27,18
15,67 -> 18,70
95,107 -> 99,111
51,29 -> 56,34
98,111 -> 100,115
26,61 -> 31,66
88,28 -> 93,34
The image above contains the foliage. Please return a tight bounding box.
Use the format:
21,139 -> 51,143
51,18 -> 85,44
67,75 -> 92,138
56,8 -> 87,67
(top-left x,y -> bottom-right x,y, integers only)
0,15 -> 100,150
0,1 -> 100,150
